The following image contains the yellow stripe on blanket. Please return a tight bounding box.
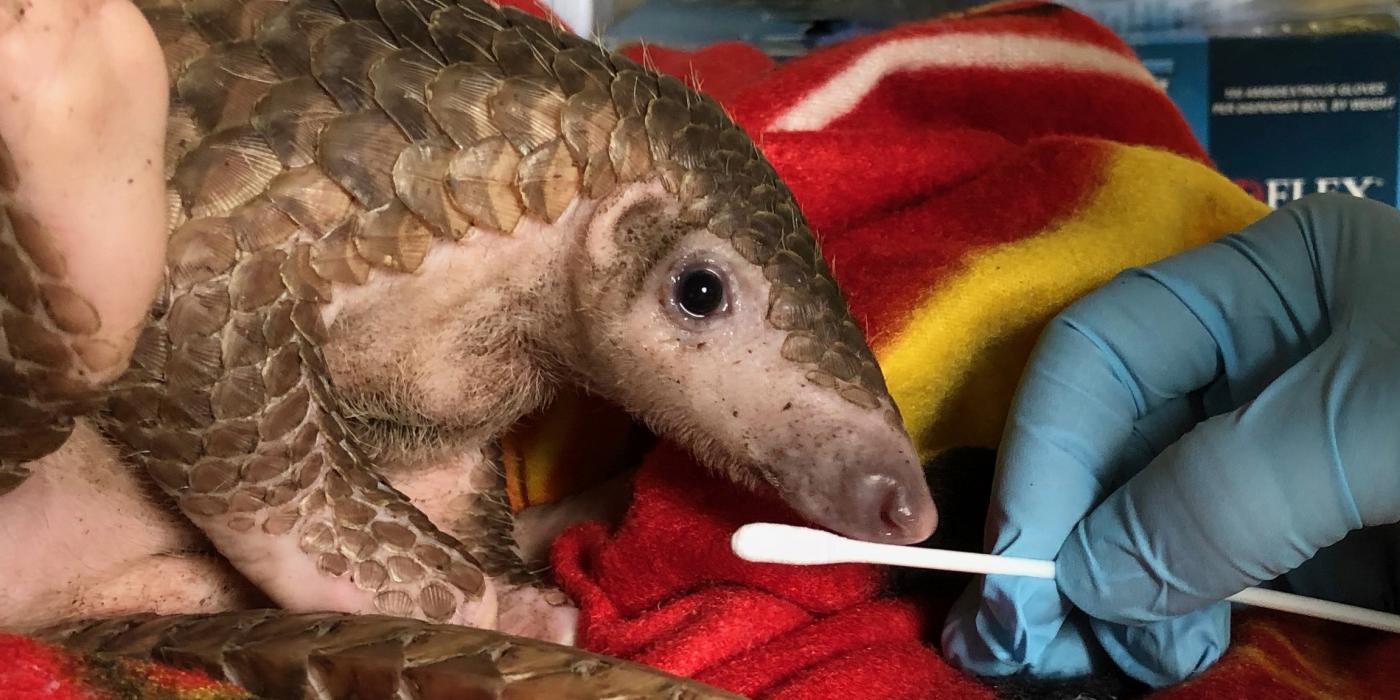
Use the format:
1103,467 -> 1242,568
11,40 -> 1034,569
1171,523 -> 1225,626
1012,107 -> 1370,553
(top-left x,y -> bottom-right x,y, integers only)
877,142 -> 1270,460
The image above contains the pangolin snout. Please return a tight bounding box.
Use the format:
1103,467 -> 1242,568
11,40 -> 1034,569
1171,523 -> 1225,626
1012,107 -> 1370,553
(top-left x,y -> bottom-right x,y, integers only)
829,467 -> 938,544
769,429 -> 938,545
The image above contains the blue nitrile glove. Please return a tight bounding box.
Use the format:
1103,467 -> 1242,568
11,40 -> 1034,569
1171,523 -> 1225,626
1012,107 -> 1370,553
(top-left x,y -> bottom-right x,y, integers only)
941,193 -> 1400,687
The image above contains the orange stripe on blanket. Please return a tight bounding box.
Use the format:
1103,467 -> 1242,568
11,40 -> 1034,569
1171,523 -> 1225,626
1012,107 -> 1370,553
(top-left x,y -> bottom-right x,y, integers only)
876,142 -> 1268,458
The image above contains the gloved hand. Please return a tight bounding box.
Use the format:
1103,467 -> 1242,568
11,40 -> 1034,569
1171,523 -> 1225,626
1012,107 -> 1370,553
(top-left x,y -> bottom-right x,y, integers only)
940,193 -> 1400,687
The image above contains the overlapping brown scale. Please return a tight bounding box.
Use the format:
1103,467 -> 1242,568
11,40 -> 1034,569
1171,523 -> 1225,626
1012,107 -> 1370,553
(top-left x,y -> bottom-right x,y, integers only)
183,494 -> 230,517
333,498 -> 376,527
446,136 -> 523,231
328,0 -> 381,22
425,63 -> 503,147
317,109 -> 411,209
374,0 -> 447,61
426,5 -> 497,64
767,288 -> 820,331
609,70 -> 659,119
187,0 -> 286,43
165,334 -> 225,392
730,231 -> 775,266
167,218 -> 238,290
354,560 -> 389,590
715,126 -> 754,157
255,0 -> 349,78
608,116 -> 652,183
231,200 -> 301,253
582,152 -> 619,199
291,301 -> 330,344
189,457 -> 241,493
177,42 -> 281,134
265,166 -> 354,236
166,284 -> 231,345
653,72 -> 691,105
392,138 -> 472,239
228,249 -> 289,312
560,87 -> 617,165
212,365 -> 268,420
779,332 -> 825,364
370,49 -> 445,141
174,127 -> 283,219
310,20 -> 399,111
166,191 -> 192,238
552,46 -> 614,97
818,346 -> 862,383
669,123 -> 719,172
221,312 -> 268,369
127,326 -> 172,383
516,139 -> 578,222
252,77 -> 343,169
642,97 -> 689,162
489,27 -> 553,80
488,76 -> 565,155
263,344 -> 303,397
107,384 -> 165,427
260,385 -> 310,441
310,219 -> 372,283
500,4 -> 574,53
353,201 -> 432,272
280,244 -> 332,301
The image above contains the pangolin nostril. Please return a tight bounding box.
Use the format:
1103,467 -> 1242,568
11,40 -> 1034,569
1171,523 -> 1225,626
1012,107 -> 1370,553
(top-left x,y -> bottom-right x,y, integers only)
881,486 -> 915,533
852,472 -> 937,544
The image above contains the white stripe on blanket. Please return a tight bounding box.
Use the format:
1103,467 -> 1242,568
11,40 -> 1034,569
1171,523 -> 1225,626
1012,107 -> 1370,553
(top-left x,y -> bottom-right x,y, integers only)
769,33 -> 1159,133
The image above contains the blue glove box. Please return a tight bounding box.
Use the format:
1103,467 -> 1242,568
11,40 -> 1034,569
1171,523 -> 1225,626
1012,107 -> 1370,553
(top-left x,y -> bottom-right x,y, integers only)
1132,30 -> 1400,208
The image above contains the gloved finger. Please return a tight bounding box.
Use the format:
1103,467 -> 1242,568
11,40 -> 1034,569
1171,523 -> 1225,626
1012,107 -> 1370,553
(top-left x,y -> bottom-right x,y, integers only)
1088,603 -> 1231,688
941,578 -> 1114,678
1057,329 -> 1400,625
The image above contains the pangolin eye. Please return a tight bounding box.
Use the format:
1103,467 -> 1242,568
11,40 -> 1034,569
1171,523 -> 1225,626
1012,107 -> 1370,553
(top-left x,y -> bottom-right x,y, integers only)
673,264 -> 727,318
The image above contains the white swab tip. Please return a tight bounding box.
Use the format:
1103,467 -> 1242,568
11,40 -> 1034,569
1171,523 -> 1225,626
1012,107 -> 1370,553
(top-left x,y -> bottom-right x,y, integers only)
731,522 -> 848,565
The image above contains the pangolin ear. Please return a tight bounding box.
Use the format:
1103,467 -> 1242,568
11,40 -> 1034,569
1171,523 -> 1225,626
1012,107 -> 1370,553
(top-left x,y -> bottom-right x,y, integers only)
581,183 -> 675,270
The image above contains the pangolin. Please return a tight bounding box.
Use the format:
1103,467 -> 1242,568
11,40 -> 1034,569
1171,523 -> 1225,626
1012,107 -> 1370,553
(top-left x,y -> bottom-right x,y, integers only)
0,0 -> 937,694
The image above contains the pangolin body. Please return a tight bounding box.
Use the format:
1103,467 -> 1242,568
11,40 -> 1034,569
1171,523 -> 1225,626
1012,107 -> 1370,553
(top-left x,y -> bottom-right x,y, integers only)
0,0 -> 928,695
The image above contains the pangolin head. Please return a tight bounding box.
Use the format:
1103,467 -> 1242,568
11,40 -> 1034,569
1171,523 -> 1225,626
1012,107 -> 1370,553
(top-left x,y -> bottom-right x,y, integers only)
562,47 -> 937,545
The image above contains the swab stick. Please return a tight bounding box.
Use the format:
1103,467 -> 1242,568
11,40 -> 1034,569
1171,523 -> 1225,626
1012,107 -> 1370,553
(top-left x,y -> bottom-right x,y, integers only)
731,522 -> 1400,634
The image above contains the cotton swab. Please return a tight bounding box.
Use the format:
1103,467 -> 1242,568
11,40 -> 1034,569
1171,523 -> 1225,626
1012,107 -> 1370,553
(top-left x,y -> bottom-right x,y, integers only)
731,522 -> 1400,634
